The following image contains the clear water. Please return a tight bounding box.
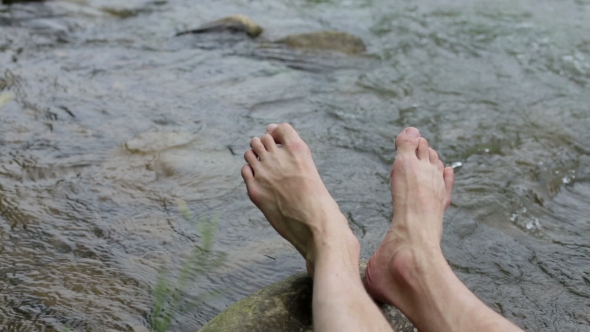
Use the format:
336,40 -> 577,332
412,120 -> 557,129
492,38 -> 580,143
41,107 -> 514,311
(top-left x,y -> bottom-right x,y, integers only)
0,0 -> 589,331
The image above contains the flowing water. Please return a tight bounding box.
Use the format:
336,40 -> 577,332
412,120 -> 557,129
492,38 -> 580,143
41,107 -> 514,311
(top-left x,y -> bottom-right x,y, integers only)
0,0 -> 589,331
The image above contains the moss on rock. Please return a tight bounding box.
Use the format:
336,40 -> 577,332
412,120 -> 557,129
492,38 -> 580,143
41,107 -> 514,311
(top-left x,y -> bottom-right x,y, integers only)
277,31 -> 366,55
198,261 -> 415,332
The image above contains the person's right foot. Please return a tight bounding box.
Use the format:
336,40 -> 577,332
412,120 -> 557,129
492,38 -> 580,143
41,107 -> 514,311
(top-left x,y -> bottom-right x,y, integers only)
365,127 -> 454,310
241,123 -> 358,277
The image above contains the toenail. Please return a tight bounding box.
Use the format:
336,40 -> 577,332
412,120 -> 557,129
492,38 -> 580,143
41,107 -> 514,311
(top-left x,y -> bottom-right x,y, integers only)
405,128 -> 420,138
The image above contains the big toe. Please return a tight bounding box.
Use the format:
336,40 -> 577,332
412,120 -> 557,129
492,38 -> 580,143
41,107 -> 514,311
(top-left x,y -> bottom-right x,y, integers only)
395,127 -> 421,154
266,123 -> 279,133
270,123 -> 301,145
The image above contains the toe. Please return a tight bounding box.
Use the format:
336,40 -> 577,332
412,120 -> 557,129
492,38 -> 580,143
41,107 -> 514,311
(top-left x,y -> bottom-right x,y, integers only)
417,137 -> 430,160
241,164 -> 255,183
438,160 -> 444,173
244,149 -> 259,166
241,164 -> 262,202
429,148 -> 439,165
261,134 -> 277,152
395,127 -> 421,155
269,123 -> 301,145
443,167 -> 455,207
250,137 -> 267,158
266,123 -> 279,134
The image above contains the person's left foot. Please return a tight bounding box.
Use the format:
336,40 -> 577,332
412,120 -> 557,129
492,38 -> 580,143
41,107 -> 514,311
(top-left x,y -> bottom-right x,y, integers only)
241,123 -> 358,276
364,128 -> 454,315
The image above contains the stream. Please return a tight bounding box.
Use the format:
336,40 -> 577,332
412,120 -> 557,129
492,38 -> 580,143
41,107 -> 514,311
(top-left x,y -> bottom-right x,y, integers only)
0,0 -> 589,331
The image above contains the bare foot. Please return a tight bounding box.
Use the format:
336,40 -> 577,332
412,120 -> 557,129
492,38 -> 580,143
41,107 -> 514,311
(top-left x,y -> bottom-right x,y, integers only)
241,123 -> 358,276
365,127 -> 454,312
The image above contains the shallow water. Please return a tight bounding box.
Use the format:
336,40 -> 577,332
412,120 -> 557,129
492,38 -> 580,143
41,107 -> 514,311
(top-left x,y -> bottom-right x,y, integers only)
0,0 -> 589,331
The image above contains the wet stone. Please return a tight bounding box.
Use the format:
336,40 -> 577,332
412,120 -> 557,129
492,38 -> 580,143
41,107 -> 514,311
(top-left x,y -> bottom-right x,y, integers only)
198,261 -> 415,332
177,14 -> 264,38
104,130 -> 240,204
277,31 -> 366,55
150,140 -> 241,201
90,0 -> 157,16
124,130 -> 200,154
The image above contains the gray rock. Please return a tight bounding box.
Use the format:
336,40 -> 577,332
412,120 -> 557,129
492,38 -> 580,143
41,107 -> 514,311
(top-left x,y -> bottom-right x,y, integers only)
124,131 -> 199,154
176,16 -> 366,56
177,14 -> 264,38
198,260 -> 416,332
277,31 -> 366,55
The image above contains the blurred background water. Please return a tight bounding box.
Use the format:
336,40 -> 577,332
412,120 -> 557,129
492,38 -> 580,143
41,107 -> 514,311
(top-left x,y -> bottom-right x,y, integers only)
0,0 -> 589,331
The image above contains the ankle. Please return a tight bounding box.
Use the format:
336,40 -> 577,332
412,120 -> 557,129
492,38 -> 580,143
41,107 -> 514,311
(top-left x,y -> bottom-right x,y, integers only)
310,225 -> 360,269
389,246 -> 449,294
314,228 -> 359,257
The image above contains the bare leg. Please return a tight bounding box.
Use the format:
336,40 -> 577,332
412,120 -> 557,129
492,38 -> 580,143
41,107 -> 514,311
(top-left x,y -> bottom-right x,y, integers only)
365,127 -> 524,332
241,123 -> 393,332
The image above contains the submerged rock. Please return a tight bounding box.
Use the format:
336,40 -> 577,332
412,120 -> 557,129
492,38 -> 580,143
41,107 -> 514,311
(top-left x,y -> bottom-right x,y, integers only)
172,16 -> 368,71
175,16 -> 366,56
117,130 -> 240,202
198,261 -> 415,332
124,131 -> 199,154
177,14 -> 264,38
277,31 -> 366,55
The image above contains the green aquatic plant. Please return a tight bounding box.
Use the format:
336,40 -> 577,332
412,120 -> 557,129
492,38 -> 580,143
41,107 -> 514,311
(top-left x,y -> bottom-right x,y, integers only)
149,200 -> 225,332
